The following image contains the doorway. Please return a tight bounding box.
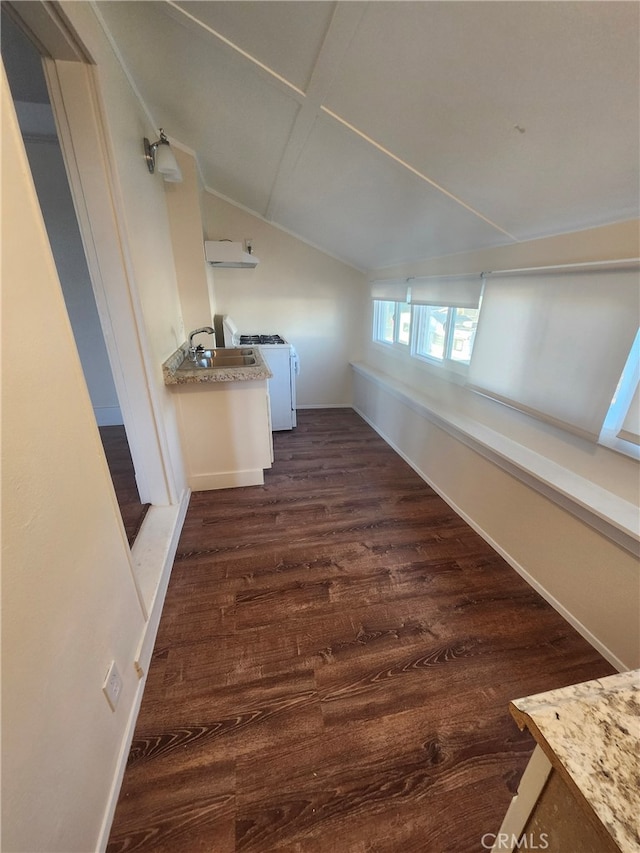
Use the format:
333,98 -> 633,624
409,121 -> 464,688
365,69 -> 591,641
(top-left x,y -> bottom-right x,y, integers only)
1,9 -> 149,545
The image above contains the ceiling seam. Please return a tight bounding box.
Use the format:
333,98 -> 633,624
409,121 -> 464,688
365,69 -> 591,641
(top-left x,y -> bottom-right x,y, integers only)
164,0 -> 517,242
165,0 -> 305,99
264,2 -> 368,222
321,106 -> 519,242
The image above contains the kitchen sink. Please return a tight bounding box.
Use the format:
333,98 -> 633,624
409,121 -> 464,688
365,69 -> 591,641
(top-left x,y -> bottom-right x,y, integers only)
177,348 -> 256,370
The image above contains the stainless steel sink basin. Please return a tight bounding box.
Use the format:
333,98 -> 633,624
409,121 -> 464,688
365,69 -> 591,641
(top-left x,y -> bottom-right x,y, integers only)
177,348 -> 256,370
194,355 -> 256,368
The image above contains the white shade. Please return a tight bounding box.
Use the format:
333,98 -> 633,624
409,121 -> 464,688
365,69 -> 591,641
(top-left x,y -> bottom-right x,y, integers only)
468,266 -> 640,439
409,274 -> 483,308
155,142 -> 182,183
370,279 -> 409,301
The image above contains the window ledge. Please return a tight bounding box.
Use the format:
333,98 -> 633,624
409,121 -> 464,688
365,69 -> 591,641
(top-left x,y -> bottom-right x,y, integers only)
599,429 -> 640,462
351,362 -> 639,556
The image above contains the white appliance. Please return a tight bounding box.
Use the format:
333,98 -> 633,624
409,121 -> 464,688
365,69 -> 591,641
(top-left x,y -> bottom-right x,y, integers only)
221,316 -> 299,431
204,241 -> 259,268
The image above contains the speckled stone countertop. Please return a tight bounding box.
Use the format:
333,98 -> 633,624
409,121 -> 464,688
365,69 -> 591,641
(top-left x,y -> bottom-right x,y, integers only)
163,343 -> 272,385
510,669 -> 639,853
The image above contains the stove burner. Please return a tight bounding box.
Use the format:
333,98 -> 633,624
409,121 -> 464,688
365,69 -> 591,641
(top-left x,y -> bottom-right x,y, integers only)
239,334 -> 286,345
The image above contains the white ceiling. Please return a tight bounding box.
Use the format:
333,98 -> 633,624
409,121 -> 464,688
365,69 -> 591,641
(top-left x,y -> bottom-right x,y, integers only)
95,1 -> 640,271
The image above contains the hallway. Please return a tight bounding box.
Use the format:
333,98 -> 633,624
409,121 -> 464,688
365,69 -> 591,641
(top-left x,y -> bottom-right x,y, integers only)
107,409 -> 614,852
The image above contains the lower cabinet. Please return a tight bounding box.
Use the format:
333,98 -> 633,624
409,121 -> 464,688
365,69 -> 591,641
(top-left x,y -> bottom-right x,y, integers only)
172,379 -> 272,490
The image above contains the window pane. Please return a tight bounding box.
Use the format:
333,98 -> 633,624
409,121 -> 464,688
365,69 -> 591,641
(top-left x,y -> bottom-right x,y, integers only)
397,302 -> 411,345
373,300 -> 396,343
450,307 -> 479,363
416,306 -> 447,360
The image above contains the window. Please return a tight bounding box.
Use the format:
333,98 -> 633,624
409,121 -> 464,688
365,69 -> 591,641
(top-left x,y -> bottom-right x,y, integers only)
373,298 -> 480,366
413,305 -> 479,365
599,328 -> 640,459
373,300 -> 411,345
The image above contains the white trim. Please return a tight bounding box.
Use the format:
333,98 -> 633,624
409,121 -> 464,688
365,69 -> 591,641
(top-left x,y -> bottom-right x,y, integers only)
599,329 -> 640,461
321,104 -> 517,241
354,401 -> 628,673
95,664 -> 146,853
296,403 -> 352,409
164,0 -> 306,100
484,257 -> 639,278
187,469 -> 266,491
493,746 -> 553,852
96,490 -> 190,852
132,493 -> 190,665
369,221 -> 639,281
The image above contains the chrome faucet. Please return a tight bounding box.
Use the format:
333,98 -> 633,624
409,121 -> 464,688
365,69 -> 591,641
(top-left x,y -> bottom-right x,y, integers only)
188,326 -> 215,359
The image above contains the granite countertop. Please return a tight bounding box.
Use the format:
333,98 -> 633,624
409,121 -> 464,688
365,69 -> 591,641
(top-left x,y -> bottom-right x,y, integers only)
162,343 -> 272,385
510,669 -> 639,853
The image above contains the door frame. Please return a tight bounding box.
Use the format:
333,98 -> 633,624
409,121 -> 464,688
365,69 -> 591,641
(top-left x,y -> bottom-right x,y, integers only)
45,57 -> 178,506
5,1 -> 179,508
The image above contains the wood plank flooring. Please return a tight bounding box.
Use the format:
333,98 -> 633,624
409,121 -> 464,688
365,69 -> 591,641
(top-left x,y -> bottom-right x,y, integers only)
99,425 -> 150,547
107,408 -> 615,853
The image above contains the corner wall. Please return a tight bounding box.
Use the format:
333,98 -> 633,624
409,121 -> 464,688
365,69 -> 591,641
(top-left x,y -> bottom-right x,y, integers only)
201,191 -> 368,407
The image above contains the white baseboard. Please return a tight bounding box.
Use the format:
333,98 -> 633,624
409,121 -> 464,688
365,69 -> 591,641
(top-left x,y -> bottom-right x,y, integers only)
188,468 -> 265,490
354,405 -> 628,674
296,403 -> 352,409
96,488 -> 190,852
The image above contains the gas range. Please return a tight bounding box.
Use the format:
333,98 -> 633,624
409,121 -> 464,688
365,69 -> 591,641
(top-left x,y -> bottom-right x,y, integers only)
217,314 -> 299,431
239,334 -> 287,345
221,315 -> 292,348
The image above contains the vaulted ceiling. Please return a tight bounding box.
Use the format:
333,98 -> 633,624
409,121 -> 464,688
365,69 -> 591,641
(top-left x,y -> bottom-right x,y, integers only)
95,1 -> 639,271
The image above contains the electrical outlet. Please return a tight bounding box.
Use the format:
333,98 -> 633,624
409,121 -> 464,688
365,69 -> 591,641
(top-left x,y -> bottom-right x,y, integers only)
103,660 -> 123,711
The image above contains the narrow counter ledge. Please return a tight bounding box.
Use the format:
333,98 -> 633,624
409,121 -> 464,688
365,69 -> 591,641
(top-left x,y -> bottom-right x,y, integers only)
163,343 -> 272,385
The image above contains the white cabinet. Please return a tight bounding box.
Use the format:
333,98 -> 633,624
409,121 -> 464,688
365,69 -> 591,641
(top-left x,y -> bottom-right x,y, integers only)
173,379 -> 272,490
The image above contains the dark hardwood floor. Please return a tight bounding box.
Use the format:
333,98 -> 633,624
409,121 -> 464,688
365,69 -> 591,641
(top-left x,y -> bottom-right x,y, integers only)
99,425 -> 150,547
107,409 -> 615,853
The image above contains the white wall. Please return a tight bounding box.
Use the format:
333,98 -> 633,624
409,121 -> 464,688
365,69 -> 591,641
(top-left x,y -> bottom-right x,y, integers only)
165,146 -> 215,336
201,191 -> 367,407
355,221 -> 640,671
1,67 -> 146,852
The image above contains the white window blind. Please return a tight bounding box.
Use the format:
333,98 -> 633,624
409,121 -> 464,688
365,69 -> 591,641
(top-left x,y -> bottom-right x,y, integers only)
370,280 -> 409,302
467,264 -> 640,440
408,274 -> 483,308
